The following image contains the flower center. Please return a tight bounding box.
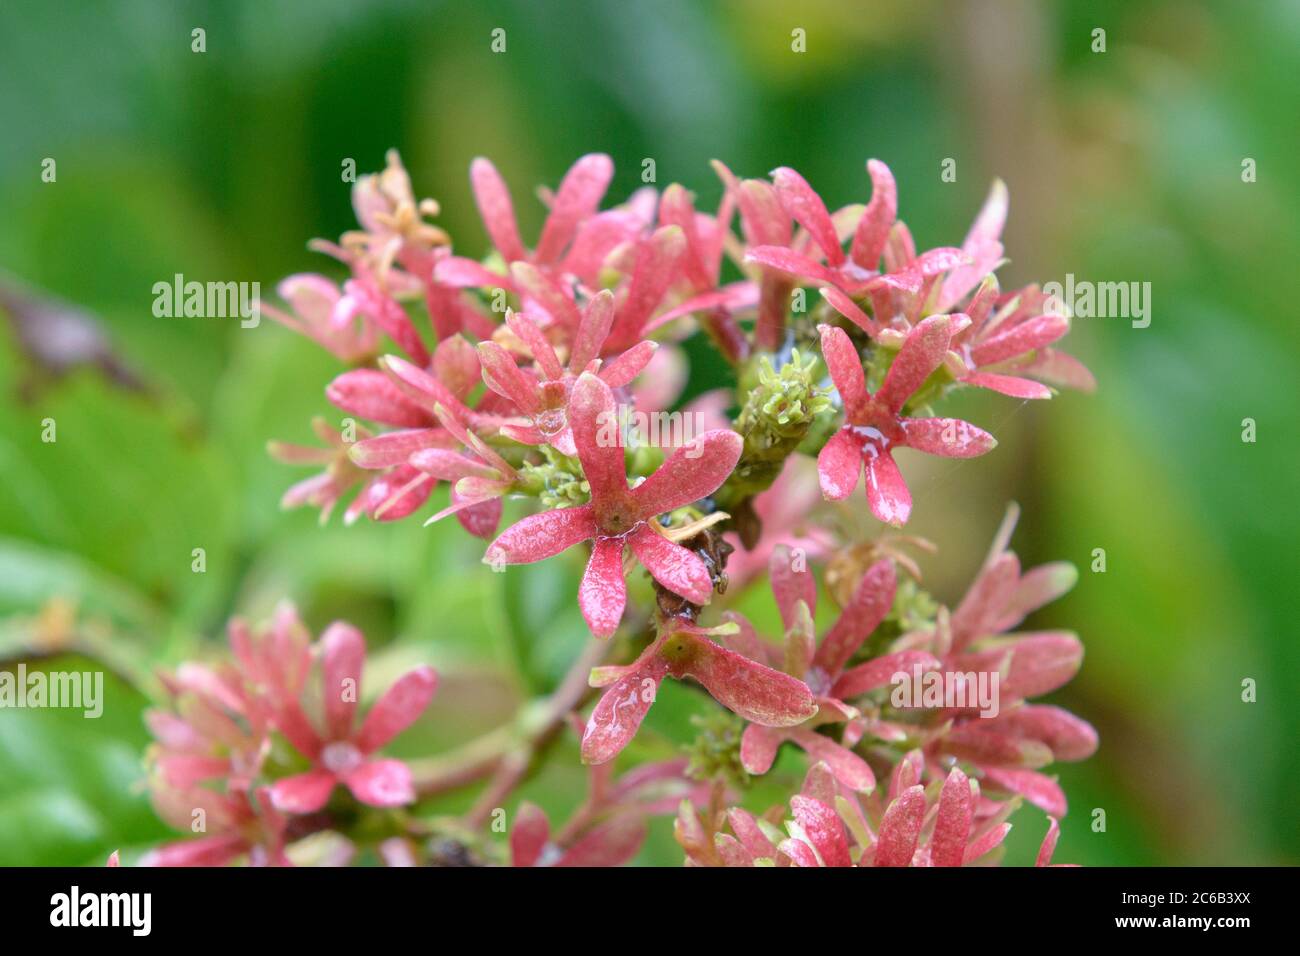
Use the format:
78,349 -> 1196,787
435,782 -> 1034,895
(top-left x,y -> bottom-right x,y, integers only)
849,424 -> 891,458
534,407 -> 567,438
805,666 -> 833,697
321,741 -> 365,775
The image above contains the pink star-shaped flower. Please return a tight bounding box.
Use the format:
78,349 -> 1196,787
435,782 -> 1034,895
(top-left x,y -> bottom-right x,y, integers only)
269,623 -> 437,813
485,371 -> 743,637
745,161 -> 967,309
727,548 -> 938,793
580,621 -> 817,764
817,315 -> 996,526
477,292 -> 658,456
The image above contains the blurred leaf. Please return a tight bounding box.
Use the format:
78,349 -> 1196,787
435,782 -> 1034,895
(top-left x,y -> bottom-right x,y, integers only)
0,655 -> 168,865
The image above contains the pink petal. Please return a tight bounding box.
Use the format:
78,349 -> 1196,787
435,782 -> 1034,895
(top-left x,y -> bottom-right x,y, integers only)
510,261 -> 582,329
884,218 -> 916,273
772,167 -> 844,265
715,834 -> 755,867
995,562 -> 1079,632
756,272 -> 795,350
901,417 -> 997,458
628,525 -> 712,605
588,632 -> 667,688
278,272 -> 340,323
355,665 -> 438,753
801,761 -> 838,806
453,488 -> 504,540
156,753 -> 230,789
874,784 -> 926,867
790,795 -> 851,867
972,313 -> 1068,367
351,428 -> 451,469
581,659 -> 669,764
963,371 -> 1053,399
1018,347 -> 1096,392
433,334 -> 482,399
983,767 -> 1067,818
818,324 -> 868,412
815,558 -> 897,677
728,807 -> 778,859
563,209 -> 643,283
321,622 -> 366,739
599,340 -> 658,388
657,184 -> 711,288
610,225 -> 685,346
832,650 -> 939,699
821,285 -> 880,337
477,341 -> 540,413
991,704 -> 1098,762
745,245 -> 843,287
469,157 -> 527,263
345,758 -> 416,807
739,724 -> 782,774
963,822 -> 1012,863
909,246 -> 969,277
486,504 -> 597,564
789,727 -> 875,793
674,631 -> 817,726
380,355 -> 474,423
570,289 -> 616,372
432,403 -> 516,475
410,448 -> 499,482
929,767 -> 974,867
327,369 -> 432,428
733,176 -> 792,247
360,464 -> 434,522
272,699 -> 323,759
269,769 -> 337,814
888,749 -> 923,800
942,724 -> 1053,768
778,838 -> 821,867
876,314 -> 955,413
535,154 -> 613,264
1036,817 -> 1061,867
817,428 -> 863,501
569,372 -> 632,507
556,815 -> 647,867
629,428 -> 742,518
770,544 -> 816,631
141,834 -> 249,868
433,255 -> 508,290
940,178 -> 1008,309
720,612 -> 779,668
951,552 -> 1021,648
506,310 -> 564,381
510,802 -> 551,866
1001,632 -> 1084,699
864,452 -> 911,527
849,159 -> 897,269
644,281 -> 758,331
580,537 -> 628,637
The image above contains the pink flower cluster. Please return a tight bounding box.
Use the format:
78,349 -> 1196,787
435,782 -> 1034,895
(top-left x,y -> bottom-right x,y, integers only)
141,604 -> 437,866
678,758 -> 1073,867
134,151 -> 1098,866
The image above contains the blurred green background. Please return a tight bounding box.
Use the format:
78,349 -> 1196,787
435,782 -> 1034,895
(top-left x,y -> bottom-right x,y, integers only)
0,0 -> 1296,866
